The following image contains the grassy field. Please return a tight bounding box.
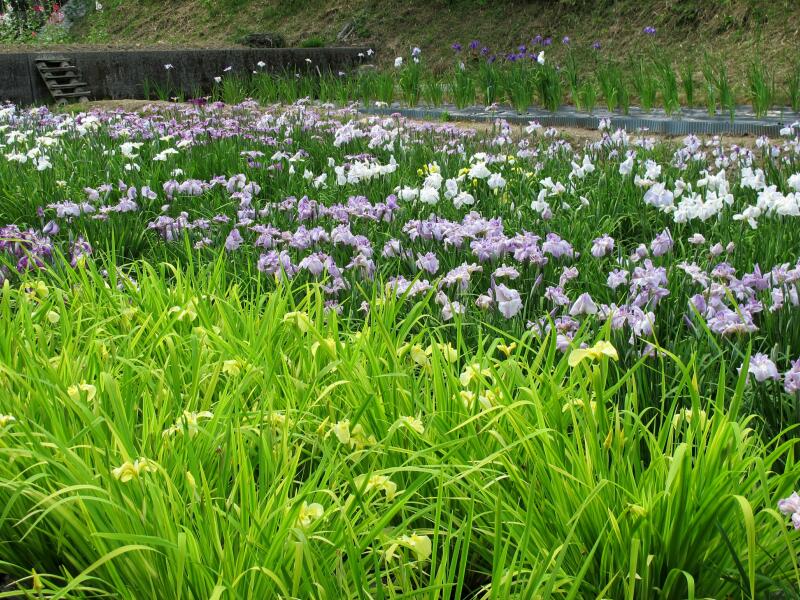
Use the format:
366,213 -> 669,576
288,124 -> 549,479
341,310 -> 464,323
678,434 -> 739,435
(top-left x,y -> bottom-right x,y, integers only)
1,98 -> 800,596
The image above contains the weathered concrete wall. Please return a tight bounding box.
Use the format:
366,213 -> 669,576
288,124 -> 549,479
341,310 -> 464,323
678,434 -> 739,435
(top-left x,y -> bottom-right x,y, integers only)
0,47 -> 371,105
0,54 -> 37,106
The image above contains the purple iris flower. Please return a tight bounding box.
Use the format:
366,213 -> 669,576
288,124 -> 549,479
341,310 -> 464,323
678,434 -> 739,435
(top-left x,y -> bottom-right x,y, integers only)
416,252 -> 440,275
650,229 -> 674,257
747,353 -> 779,382
591,234 -> 615,258
494,284 -> 523,318
43,220 -> 59,236
224,228 -> 243,252
570,292 -> 598,316
451,42 -> 462,52
785,359 -> 800,394
643,26 -> 656,35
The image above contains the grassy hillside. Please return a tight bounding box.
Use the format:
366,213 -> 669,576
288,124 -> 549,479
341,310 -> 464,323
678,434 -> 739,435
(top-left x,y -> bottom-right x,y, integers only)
68,0 -> 799,77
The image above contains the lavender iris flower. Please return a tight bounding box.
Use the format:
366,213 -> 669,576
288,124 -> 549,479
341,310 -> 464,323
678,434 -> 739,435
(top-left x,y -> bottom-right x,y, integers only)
591,234 -> 615,258
747,353 -> 779,382
570,292 -> 598,316
650,229 -> 674,256
416,252 -> 440,274
494,284 -> 522,318
225,229 -> 243,252
785,359 -> 800,394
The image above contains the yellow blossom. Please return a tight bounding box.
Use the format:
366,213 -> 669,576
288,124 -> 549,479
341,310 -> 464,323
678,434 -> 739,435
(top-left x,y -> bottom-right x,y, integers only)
112,457 -> 157,482
264,411 -> 291,435
398,343 -> 431,369
222,359 -> 241,376
67,381 -> 97,402
385,534 -> 432,562
627,504 -> 647,518
169,298 -> 199,322
349,424 -> 376,450
458,390 -> 494,411
162,410 -> 214,438
193,325 -> 222,346
46,310 -> 60,324
329,419 -> 378,452
395,415 -> 424,435
282,311 -> 312,333
25,280 -> 49,299
496,341 -> 517,358
460,362 -> 492,387
186,471 -> 200,502
458,390 -> 476,409
0,414 -> 16,427
426,342 -> 458,363
311,337 -> 337,358
120,306 -> 138,326
568,340 -> 618,368
561,398 -> 598,413
330,419 -> 351,445
295,500 -> 324,529
671,408 -> 707,429
354,473 -> 399,501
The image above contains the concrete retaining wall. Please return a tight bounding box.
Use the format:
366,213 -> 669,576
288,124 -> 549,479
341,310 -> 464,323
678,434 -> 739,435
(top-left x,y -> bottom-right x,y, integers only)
0,47 -> 370,105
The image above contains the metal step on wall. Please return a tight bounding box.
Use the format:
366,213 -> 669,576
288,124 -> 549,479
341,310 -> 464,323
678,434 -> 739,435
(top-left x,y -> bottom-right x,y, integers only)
34,56 -> 91,105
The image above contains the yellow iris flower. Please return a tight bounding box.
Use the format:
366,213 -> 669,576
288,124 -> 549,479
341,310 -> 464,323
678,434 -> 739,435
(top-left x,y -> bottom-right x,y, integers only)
295,501 -> 324,529
282,311 -> 312,333
568,341 -> 618,368
395,415 -> 424,434
354,473 -> 399,501
112,457 -> 157,482
496,341 -> 517,358
222,359 -> 241,376
67,382 -> 97,402
385,533 -> 432,562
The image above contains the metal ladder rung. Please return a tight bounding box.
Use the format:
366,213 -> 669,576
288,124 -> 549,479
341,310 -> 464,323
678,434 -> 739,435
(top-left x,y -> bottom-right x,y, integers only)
35,57 -> 91,104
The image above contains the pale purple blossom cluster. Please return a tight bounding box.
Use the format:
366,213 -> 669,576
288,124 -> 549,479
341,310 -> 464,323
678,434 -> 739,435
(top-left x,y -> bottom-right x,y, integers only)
2,100 -> 800,391
778,492 -> 800,529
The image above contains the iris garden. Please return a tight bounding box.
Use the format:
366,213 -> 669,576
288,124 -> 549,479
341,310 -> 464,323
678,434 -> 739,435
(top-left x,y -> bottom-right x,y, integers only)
1,94 -> 800,597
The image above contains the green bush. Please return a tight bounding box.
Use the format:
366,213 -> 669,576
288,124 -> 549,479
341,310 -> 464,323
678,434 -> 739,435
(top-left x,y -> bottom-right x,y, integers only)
300,36 -> 325,48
